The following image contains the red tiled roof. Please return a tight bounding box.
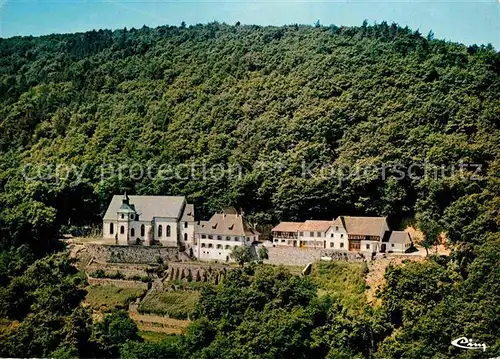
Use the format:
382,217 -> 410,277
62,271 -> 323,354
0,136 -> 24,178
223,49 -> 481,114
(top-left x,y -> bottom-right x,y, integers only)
271,222 -> 304,232
300,220 -> 333,232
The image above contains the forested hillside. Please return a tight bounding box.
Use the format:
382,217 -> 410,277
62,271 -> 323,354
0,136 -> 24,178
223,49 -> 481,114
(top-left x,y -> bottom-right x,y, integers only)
0,22 -> 498,358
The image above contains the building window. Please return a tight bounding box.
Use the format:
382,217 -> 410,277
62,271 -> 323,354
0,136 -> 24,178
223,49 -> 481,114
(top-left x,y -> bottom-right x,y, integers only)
208,235 -> 213,239
340,234 -> 344,238
309,232 -> 314,237
217,244 -> 222,249
208,243 -> 213,248
120,226 -> 125,234
166,225 -> 171,237
234,237 -> 239,241
274,239 -> 278,242
110,223 -> 114,234
281,239 -> 285,243
317,232 -> 321,237
131,228 -> 135,237
366,244 -> 370,249
340,243 -> 344,248
330,242 -> 334,248
140,224 -> 145,237
299,232 -> 303,237
184,222 -> 188,228
131,214 -> 134,220
217,235 -> 222,240
121,214 -> 124,219
330,233 -> 333,238
225,245 -> 230,249
201,234 -> 206,239
391,243 -> 395,247
335,226 -> 338,231
201,243 -> 206,248
226,236 -> 231,241
158,225 -> 162,237
246,237 -> 250,242
184,233 -> 188,241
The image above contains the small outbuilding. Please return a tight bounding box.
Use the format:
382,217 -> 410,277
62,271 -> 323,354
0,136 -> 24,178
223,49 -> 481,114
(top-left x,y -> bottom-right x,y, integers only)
386,231 -> 413,253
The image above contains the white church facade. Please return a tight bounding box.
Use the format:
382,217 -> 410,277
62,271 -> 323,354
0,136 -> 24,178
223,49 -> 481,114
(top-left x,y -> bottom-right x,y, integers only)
102,193 -> 195,247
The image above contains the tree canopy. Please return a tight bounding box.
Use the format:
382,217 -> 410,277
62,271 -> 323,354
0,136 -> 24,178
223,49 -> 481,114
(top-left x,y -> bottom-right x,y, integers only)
0,21 -> 498,358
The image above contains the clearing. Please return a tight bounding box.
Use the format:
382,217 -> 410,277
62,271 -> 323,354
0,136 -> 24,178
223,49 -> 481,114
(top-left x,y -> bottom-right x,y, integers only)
84,284 -> 146,311
138,290 -> 200,320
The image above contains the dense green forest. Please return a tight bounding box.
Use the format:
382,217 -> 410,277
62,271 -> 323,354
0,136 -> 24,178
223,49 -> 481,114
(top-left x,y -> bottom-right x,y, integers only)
0,22 -> 498,358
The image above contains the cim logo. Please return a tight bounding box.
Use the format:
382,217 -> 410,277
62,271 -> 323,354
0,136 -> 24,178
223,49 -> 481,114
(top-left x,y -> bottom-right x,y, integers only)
451,337 -> 487,352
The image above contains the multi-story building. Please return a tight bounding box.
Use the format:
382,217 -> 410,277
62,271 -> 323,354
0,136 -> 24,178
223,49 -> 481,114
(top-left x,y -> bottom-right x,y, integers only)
194,210 -> 260,262
102,193 -> 195,247
271,215 -> 410,253
271,222 -> 302,246
297,220 -> 333,248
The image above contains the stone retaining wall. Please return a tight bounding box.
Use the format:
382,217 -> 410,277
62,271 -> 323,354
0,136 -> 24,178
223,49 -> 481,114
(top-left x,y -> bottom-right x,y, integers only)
86,262 -> 152,278
87,277 -> 149,289
165,262 -> 231,284
265,247 -> 322,266
265,247 -> 374,266
85,244 -> 180,264
320,250 -> 371,262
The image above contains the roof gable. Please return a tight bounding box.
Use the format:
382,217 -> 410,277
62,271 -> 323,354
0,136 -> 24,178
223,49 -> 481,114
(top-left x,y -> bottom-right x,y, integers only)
300,220 -> 333,232
389,231 -> 412,244
342,216 -> 387,236
196,213 -> 259,236
271,222 -> 304,232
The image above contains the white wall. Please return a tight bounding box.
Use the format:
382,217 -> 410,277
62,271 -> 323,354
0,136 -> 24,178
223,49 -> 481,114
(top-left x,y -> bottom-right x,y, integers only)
116,221 -> 129,245
180,221 -> 196,245
153,217 -> 179,246
194,234 -> 254,262
360,240 -> 380,253
126,221 -> 152,245
387,242 -> 411,253
297,230 -> 327,248
325,226 -> 348,250
103,220 -> 114,239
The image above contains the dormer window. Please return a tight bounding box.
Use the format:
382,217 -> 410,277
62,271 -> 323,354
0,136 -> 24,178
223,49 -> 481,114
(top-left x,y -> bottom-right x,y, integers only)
335,226 -> 339,231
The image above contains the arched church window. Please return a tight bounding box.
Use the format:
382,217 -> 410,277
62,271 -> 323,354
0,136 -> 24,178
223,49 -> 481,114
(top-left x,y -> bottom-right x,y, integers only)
110,223 -> 114,234
166,225 -> 171,237
158,225 -> 163,237
141,224 -> 145,237
120,226 -> 124,234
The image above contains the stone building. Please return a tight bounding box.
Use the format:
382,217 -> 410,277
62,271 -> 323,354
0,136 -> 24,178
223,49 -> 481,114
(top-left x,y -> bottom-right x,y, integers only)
386,231 -> 413,253
271,216 -> 411,254
194,209 -> 260,262
102,193 -> 195,247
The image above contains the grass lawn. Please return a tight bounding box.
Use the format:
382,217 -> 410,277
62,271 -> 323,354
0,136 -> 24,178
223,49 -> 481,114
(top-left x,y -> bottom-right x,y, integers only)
85,284 -> 146,311
310,261 -> 367,313
139,330 -> 177,343
138,290 -> 200,319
